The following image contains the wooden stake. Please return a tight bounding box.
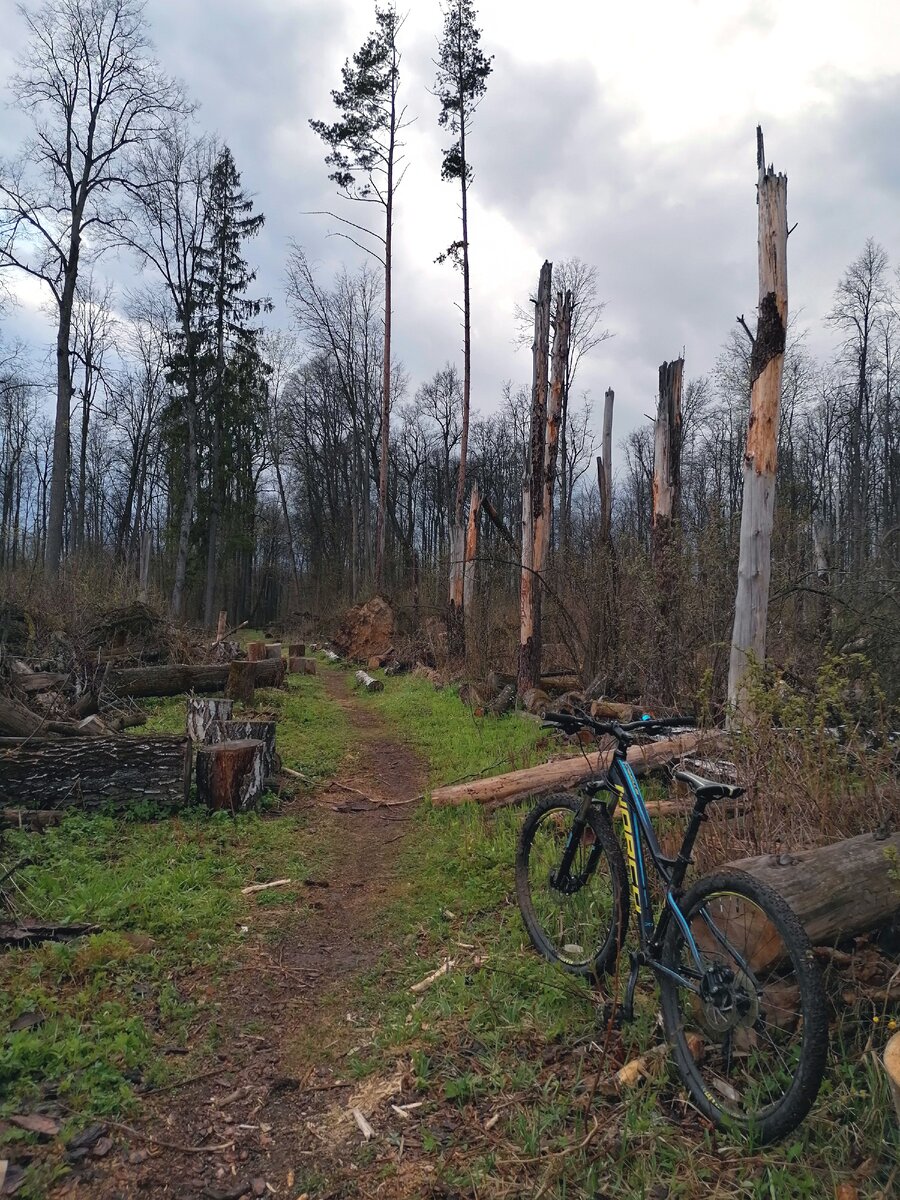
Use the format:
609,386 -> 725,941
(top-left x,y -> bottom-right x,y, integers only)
728,126 -> 788,717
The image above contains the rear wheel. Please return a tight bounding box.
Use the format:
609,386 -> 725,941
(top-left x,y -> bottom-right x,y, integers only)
515,792 -> 629,978
659,871 -> 828,1142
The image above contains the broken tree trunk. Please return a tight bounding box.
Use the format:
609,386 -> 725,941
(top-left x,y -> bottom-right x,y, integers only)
652,357 -> 684,699
215,610 -> 227,643
0,736 -> 193,809
186,697 -> 233,743
225,661 -> 256,705
195,739 -> 265,813
600,387 -> 614,542
205,720 -> 277,778
106,659 -> 284,698
428,730 -> 715,807
519,261 -> 553,696
447,520 -> 466,662
728,127 -> 788,717
355,670 -> 384,693
728,830 -> 900,954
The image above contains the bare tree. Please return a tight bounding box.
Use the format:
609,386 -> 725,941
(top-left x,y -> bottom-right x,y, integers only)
0,0 -> 187,578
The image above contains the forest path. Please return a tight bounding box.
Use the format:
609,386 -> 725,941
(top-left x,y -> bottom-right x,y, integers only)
79,667 -> 427,1200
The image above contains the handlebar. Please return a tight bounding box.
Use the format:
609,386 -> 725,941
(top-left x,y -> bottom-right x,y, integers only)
542,710 -> 696,746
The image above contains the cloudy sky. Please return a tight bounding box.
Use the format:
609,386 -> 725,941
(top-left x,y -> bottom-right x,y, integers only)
3,0 -> 900,438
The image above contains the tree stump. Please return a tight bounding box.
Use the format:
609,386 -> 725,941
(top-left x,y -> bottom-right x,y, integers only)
247,641 -> 265,663
265,643 -> 283,661
195,739 -> 265,813
288,656 -> 303,674
206,720 -> 277,779
226,661 -> 256,705
289,642 -> 305,657
187,697 -> 234,743
302,658 -> 317,675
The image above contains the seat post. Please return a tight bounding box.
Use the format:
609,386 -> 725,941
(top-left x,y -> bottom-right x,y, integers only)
669,795 -> 710,891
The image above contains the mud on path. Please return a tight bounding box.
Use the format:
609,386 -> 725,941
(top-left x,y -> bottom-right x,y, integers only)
70,670 -> 428,1200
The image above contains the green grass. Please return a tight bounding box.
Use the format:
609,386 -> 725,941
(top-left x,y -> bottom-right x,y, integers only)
0,807 -> 322,1194
337,800 -> 899,1199
359,673 -> 551,788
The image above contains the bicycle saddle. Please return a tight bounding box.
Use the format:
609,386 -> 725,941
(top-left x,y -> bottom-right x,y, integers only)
673,769 -> 745,802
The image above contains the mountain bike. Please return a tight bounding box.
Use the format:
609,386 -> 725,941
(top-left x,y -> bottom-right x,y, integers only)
515,710 -> 828,1142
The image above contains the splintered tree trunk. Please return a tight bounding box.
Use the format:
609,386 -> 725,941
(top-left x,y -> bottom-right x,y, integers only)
519,261 -> 553,695
186,697 -> 234,743
652,358 -> 684,698
195,739 -> 265,813
600,387 -> 614,542
226,661 -> 257,705
447,521 -> 466,661
0,736 -> 193,809
534,289 -> 573,577
728,127 -> 788,717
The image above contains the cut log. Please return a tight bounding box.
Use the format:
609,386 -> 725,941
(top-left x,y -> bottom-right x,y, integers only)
728,831 -> 900,952
1,808 -> 64,831
591,700 -> 637,721
355,670 -> 384,693
247,641 -> 265,663
205,720 -> 277,778
106,660 -> 284,698
428,731 -> 717,807
12,671 -> 66,696
301,658 -> 317,676
0,736 -> 193,809
488,683 -> 516,716
289,642 -> 305,658
265,643 -> 283,661
323,650 -> 340,663
186,697 -> 234,743
0,694 -> 82,738
195,739 -> 265,813
521,688 -> 551,716
225,661 -> 256,705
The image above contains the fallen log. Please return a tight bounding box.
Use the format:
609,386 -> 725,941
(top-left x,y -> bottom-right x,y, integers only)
195,739 -> 265,813
106,659 -> 284,698
728,831 -> 900,953
428,731 -> 719,808
0,736 -> 193,809
0,694 -> 83,739
1,808 -> 64,831
0,920 -> 97,949
355,670 -> 384,693
323,650 -> 340,663
12,671 -> 67,696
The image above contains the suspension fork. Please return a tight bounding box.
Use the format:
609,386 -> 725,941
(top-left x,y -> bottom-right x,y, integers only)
554,792 -> 596,884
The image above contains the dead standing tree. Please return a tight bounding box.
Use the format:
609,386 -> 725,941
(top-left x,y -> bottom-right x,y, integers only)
519,267 -> 573,695
652,358 -> 684,699
728,128 -> 788,715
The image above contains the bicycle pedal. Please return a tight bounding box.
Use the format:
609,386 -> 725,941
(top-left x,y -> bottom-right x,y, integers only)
596,1001 -> 629,1030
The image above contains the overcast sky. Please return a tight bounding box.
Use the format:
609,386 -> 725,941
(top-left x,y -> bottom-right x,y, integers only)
3,0 -> 900,439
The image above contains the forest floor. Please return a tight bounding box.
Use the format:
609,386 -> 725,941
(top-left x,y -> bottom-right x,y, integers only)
0,661 -> 897,1199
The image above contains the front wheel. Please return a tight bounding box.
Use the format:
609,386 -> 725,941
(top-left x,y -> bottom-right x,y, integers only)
659,870 -> 828,1142
515,791 -> 629,979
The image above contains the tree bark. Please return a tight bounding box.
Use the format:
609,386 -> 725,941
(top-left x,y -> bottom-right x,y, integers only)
728,127 -> 788,716
225,661 -> 257,705
727,831 -> 900,954
186,697 -> 234,743
0,735 -> 193,809
205,720 -> 277,778
195,739 -> 265,813
247,641 -> 265,662
429,731 -> 715,808
355,670 -> 384,692
652,357 -> 684,699
518,261 -> 552,695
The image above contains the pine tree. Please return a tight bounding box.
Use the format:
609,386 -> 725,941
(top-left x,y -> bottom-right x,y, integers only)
310,3 -> 408,593
434,0 -> 492,651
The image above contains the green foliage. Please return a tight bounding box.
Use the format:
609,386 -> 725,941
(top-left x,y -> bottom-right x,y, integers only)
434,0 -> 493,185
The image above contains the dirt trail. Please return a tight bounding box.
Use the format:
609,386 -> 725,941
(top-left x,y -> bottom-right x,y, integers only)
77,670 -> 427,1200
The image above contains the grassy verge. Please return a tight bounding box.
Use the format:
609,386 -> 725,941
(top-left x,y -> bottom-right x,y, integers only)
358,673 -> 551,788
338,801 -> 897,1198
